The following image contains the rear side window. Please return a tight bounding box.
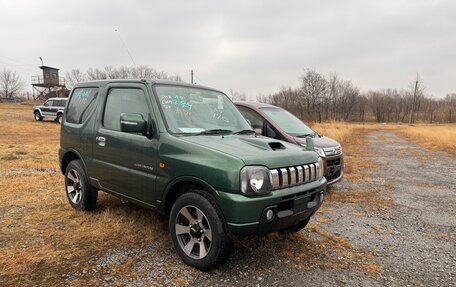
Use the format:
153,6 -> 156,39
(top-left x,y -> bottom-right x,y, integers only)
66,88 -> 98,124
53,100 -> 63,107
103,88 -> 150,132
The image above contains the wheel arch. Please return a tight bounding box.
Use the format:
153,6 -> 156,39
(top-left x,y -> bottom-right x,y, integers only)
163,176 -> 217,215
34,108 -> 43,116
60,149 -> 87,175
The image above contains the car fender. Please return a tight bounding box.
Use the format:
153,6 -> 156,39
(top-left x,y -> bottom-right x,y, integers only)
34,107 -> 43,117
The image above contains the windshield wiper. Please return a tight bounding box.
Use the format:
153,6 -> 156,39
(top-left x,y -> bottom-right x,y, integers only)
233,129 -> 255,135
296,133 -> 315,138
194,129 -> 233,136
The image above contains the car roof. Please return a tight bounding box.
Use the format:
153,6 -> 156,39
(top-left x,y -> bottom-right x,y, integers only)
47,97 -> 68,101
234,101 -> 280,109
74,79 -> 224,94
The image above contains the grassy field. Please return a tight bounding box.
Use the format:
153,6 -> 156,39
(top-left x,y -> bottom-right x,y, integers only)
0,103 -> 454,285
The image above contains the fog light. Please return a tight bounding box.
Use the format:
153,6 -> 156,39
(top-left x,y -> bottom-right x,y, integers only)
320,191 -> 324,203
266,209 -> 274,221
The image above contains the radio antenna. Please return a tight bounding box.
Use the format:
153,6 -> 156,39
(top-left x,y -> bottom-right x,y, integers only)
115,29 -> 136,66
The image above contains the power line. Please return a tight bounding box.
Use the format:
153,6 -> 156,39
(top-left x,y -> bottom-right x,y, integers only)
114,29 -> 136,66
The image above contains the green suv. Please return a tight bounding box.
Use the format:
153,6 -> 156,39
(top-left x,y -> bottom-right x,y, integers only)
59,79 -> 327,270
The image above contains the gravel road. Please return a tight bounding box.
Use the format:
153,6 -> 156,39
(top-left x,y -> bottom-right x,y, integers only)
62,131 -> 456,286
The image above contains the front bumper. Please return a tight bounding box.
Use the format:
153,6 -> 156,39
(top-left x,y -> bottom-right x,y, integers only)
213,178 -> 326,235
323,154 -> 344,185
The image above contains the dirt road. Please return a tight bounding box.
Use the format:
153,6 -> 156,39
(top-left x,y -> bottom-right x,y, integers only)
55,130 -> 455,287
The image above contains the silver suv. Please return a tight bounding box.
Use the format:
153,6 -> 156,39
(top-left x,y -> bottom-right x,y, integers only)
33,97 -> 68,123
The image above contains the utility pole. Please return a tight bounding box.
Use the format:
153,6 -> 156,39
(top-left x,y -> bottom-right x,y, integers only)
411,80 -> 418,123
191,69 -> 194,84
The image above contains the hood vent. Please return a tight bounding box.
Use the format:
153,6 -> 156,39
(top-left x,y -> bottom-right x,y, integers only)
268,142 -> 285,150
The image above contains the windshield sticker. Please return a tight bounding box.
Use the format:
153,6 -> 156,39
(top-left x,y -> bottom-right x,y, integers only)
179,128 -> 205,133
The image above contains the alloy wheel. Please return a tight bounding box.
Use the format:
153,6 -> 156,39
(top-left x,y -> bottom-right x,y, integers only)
175,205 -> 212,259
66,169 -> 82,204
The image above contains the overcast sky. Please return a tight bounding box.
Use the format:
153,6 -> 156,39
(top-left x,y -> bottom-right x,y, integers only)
1,0 -> 455,98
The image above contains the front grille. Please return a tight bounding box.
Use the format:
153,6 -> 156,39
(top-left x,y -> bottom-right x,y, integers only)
326,158 -> 341,167
326,170 -> 341,182
270,162 -> 320,190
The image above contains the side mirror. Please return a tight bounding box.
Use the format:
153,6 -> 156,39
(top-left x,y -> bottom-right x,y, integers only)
120,113 -> 147,135
305,136 -> 315,151
254,128 -> 262,135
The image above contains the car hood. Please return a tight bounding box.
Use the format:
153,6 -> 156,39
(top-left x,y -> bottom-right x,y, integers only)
180,135 -> 319,168
293,135 -> 340,148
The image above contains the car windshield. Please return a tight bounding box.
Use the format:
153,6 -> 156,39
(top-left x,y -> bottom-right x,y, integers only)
155,85 -> 252,135
261,107 -> 315,137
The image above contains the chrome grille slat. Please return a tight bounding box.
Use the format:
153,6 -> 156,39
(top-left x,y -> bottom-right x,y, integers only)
296,166 -> 303,183
304,165 -> 309,182
280,168 -> 289,187
270,169 -> 280,189
289,167 -> 297,184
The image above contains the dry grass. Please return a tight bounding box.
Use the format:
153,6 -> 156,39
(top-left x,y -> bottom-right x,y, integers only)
391,124 -> 456,154
311,122 -> 378,181
0,104 -> 170,286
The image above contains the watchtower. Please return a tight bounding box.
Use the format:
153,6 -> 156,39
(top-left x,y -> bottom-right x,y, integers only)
31,66 -> 68,100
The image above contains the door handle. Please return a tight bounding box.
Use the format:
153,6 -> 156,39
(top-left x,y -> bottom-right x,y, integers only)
96,136 -> 106,146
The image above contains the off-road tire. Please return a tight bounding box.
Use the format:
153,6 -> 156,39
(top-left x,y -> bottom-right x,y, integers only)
64,160 -> 98,211
34,111 -> 43,121
55,113 -> 63,124
169,191 -> 233,271
279,216 -> 311,233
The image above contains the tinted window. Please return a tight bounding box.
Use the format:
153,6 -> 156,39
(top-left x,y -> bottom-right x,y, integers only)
238,107 -> 263,130
261,107 -> 314,137
238,106 -> 281,139
66,88 -> 98,124
103,88 -> 150,132
44,100 -> 53,107
52,100 -> 63,107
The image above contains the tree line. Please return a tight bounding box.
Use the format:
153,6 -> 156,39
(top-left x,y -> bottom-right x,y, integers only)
65,65 -> 183,89
256,69 -> 455,123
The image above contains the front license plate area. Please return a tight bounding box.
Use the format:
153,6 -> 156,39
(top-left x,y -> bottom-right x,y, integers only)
293,196 -> 310,213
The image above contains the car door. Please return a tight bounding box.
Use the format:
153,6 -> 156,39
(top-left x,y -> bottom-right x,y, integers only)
91,83 -> 159,205
51,100 -> 61,116
41,100 -> 53,116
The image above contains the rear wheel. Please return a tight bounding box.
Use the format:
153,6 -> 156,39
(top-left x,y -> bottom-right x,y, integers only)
34,111 -> 43,121
64,160 -> 98,211
170,191 -> 233,271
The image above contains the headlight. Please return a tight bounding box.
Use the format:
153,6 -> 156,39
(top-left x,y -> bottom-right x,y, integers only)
240,166 -> 273,195
314,147 -> 326,157
317,157 -> 324,180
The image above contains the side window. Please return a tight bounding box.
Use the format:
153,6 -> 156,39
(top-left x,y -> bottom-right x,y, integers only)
265,124 -> 280,139
44,100 -> 53,107
52,100 -> 61,107
103,88 -> 150,132
238,107 -> 263,130
238,107 -> 281,140
66,88 -> 98,124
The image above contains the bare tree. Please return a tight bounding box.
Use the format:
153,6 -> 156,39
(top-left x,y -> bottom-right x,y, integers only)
298,69 -> 328,120
0,69 -> 25,100
410,74 -> 426,123
229,89 -> 247,101
65,69 -> 86,89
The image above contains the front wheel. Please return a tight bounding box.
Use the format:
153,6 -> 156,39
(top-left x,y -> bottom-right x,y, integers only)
34,111 -> 43,121
169,191 -> 233,271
